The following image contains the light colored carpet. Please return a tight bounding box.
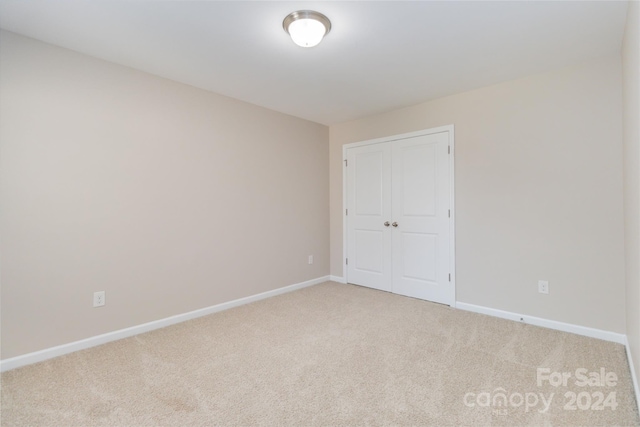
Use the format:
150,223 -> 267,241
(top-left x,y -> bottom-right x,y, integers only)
1,282 -> 638,426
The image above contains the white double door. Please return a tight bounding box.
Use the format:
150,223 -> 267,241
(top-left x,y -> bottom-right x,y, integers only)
346,131 -> 453,305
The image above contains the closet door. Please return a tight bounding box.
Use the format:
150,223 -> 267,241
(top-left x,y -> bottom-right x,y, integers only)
346,143 -> 392,292
345,130 -> 453,306
391,132 -> 451,304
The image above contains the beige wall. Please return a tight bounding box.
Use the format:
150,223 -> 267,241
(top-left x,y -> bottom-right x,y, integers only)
0,31 -> 329,359
330,55 -> 626,333
623,0 -> 640,387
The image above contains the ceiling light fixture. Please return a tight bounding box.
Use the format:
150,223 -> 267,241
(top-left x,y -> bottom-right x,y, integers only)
283,10 -> 331,48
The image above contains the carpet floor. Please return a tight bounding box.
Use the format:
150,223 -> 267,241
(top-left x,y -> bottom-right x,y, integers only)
1,282 -> 638,426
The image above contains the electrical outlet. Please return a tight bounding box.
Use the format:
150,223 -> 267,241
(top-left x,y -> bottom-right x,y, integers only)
308,255 -> 314,265
538,280 -> 549,295
93,291 -> 105,307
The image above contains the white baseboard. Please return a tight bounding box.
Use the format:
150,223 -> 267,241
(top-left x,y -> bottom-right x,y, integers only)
624,336 -> 640,412
0,275 -> 329,372
455,302 -> 626,344
329,275 -> 347,284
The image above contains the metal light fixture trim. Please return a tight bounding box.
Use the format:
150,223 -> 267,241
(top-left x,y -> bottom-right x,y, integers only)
283,10 -> 331,47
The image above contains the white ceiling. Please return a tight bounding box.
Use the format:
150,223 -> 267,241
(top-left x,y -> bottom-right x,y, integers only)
0,1 -> 629,125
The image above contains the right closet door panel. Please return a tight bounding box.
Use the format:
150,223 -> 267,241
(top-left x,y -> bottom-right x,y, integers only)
391,132 -> 450,304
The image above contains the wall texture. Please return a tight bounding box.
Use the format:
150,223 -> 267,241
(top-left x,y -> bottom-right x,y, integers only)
623,0 -> 640,388
0,31 -> 330,359
330,55 -> 626,333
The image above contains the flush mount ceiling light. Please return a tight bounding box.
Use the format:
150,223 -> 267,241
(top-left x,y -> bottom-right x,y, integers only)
283,10 -> 331,48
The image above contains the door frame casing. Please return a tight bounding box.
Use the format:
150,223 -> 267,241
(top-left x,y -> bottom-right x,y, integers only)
342,125 -> 456,307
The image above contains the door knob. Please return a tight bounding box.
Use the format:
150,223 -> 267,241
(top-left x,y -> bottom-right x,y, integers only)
392,222 -> 398,227
384,221 -> 390,227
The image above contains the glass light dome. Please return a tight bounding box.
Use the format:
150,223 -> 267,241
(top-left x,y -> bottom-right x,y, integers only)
283,11 -> 331,48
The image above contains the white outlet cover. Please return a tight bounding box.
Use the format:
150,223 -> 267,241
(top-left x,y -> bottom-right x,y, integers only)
93,291 -> 105,307
308,255 -> 313,264
538,280 -> 549,294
